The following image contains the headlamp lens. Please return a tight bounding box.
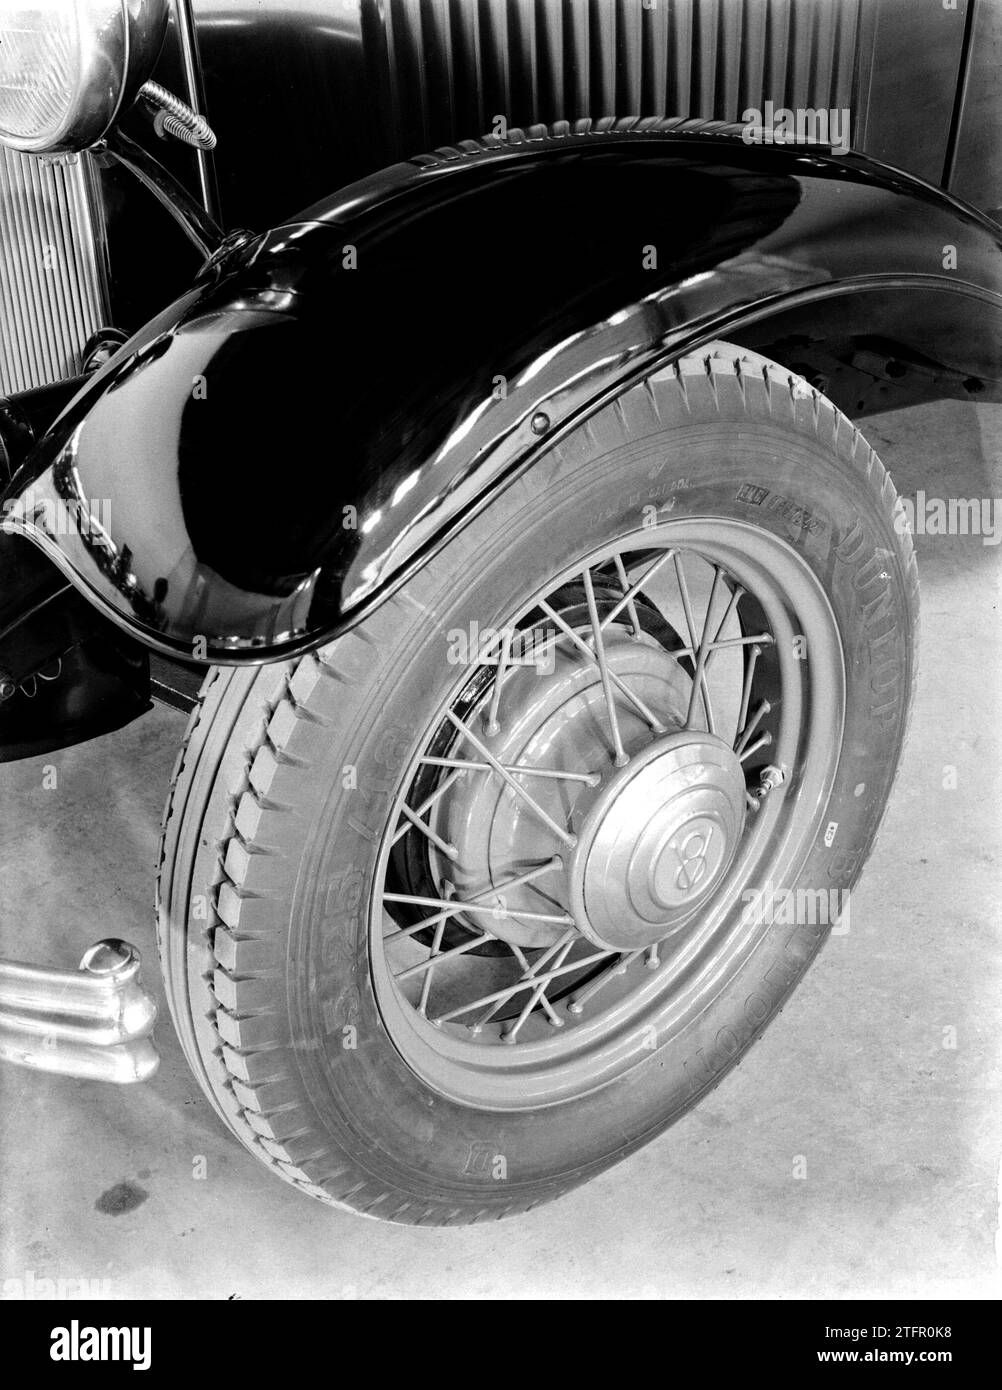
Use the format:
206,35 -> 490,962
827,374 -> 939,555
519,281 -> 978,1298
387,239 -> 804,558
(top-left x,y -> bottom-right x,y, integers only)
0,3 -> 87,151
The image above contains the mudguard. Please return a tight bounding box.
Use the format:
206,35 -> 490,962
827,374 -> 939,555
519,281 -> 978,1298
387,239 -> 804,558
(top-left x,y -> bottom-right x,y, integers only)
2,117 -> 1000,665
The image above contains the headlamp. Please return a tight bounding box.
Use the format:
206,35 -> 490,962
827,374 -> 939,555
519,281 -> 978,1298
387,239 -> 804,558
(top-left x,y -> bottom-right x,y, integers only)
0,0 -> 168,154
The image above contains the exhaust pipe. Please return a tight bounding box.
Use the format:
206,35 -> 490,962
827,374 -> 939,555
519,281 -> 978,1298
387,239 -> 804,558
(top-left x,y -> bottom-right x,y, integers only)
0,939 -> 158,1083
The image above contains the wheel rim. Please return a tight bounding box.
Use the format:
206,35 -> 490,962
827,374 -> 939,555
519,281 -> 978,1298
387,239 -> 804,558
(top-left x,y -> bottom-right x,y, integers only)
369,519 -> 845,1110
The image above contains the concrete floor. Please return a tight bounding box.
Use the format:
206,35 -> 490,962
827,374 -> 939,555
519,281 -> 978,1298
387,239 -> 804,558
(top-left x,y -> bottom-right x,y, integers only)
1,399 -> 1000,1300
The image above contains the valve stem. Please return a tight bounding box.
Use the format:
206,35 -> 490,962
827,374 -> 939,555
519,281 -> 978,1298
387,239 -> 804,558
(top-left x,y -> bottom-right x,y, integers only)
751,764 -> 786,806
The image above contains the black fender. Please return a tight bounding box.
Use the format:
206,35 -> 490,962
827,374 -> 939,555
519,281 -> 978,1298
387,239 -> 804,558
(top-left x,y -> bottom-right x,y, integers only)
2,117 -> 1001,665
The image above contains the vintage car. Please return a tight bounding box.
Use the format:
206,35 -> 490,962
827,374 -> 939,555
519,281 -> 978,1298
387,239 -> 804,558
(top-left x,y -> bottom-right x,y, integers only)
0,0 -> 999,1225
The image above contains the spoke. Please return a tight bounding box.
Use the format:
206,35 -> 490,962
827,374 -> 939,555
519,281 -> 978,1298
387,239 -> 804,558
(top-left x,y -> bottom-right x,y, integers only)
612,554 -> 641,635
583,568 -> 628,766
391,768 -> 465,847
673,551 -> 700,654
485,627 -> 512,736
720,633 -> 773,649
445,710 -> 577,847
394,930 -> 500,984
387,892 -> 573,925
567,949 -> 641,1013
684,565 -> 725,731
600,549 -> 676,632
472,932 -> 574,1034
538,598 -> 666,733
734,698 -> 770,756
398,803 -> 458,860
687,576 -> 746,733
383,859 -> 562,943
430,946 -> 615,1026
501,933 -> 577,1042
513,549 -> 676,666
417,912 -> 448,1017
703,583 -> 745,674
420,755 -> 599,786
675,633 -> 774,659
495,942 -> 566,1030
674,552 -> 714,732
738,730 -> 773,763
736,642 -> 762,740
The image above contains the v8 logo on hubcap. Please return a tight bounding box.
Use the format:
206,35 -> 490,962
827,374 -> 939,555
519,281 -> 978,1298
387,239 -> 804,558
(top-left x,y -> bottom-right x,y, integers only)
569,733 -> 746,951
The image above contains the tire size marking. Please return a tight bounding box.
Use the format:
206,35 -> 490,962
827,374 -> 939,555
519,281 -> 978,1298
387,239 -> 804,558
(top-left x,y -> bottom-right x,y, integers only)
734,484 -> 827,535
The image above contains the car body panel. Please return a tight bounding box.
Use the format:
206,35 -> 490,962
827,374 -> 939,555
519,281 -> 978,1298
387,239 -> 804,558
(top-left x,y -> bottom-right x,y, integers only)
3,122 -> 1000,665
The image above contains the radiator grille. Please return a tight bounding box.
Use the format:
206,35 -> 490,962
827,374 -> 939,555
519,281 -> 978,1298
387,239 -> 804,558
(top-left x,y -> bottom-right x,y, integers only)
0,148 -> 109,396
364,0 -> 869,159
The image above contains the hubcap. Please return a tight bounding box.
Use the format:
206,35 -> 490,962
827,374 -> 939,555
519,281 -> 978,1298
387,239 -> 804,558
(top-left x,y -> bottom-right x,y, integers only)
569,733 -> 746,951
437,629 -> 691,948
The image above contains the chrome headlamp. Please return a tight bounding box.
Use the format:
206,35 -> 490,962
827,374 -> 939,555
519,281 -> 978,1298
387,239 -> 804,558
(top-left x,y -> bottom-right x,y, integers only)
0,0 -> 168,154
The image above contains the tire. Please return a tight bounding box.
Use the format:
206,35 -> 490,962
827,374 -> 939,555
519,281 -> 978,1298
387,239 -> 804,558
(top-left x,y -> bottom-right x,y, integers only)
157,342 -> 918,1225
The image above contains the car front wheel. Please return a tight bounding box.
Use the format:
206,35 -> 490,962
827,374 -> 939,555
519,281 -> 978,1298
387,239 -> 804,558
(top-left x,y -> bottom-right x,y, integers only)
157,342 -> 917,1224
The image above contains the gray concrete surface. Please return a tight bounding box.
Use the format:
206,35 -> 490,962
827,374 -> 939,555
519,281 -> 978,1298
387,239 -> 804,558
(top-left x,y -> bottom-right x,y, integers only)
1,399 -> 1000,1300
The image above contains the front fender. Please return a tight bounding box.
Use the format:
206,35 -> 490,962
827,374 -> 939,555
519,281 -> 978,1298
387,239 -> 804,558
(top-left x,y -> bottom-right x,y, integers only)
3,117 -> 1001,664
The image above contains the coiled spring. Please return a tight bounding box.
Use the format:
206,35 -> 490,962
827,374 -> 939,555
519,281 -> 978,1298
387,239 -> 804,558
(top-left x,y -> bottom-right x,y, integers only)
140,80 -> 217,151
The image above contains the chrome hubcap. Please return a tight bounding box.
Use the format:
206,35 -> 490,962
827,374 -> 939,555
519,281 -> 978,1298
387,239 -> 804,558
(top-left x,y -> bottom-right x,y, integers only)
569,733 -> 746,950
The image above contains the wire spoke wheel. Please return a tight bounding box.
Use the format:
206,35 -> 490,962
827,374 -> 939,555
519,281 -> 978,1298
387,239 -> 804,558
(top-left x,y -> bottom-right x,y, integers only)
372,522 -> 844,1108
158,344 -> 916,1223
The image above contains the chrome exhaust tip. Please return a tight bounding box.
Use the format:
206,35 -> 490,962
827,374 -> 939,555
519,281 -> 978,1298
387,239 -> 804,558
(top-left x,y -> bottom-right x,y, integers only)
0,939 -> 158,1083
